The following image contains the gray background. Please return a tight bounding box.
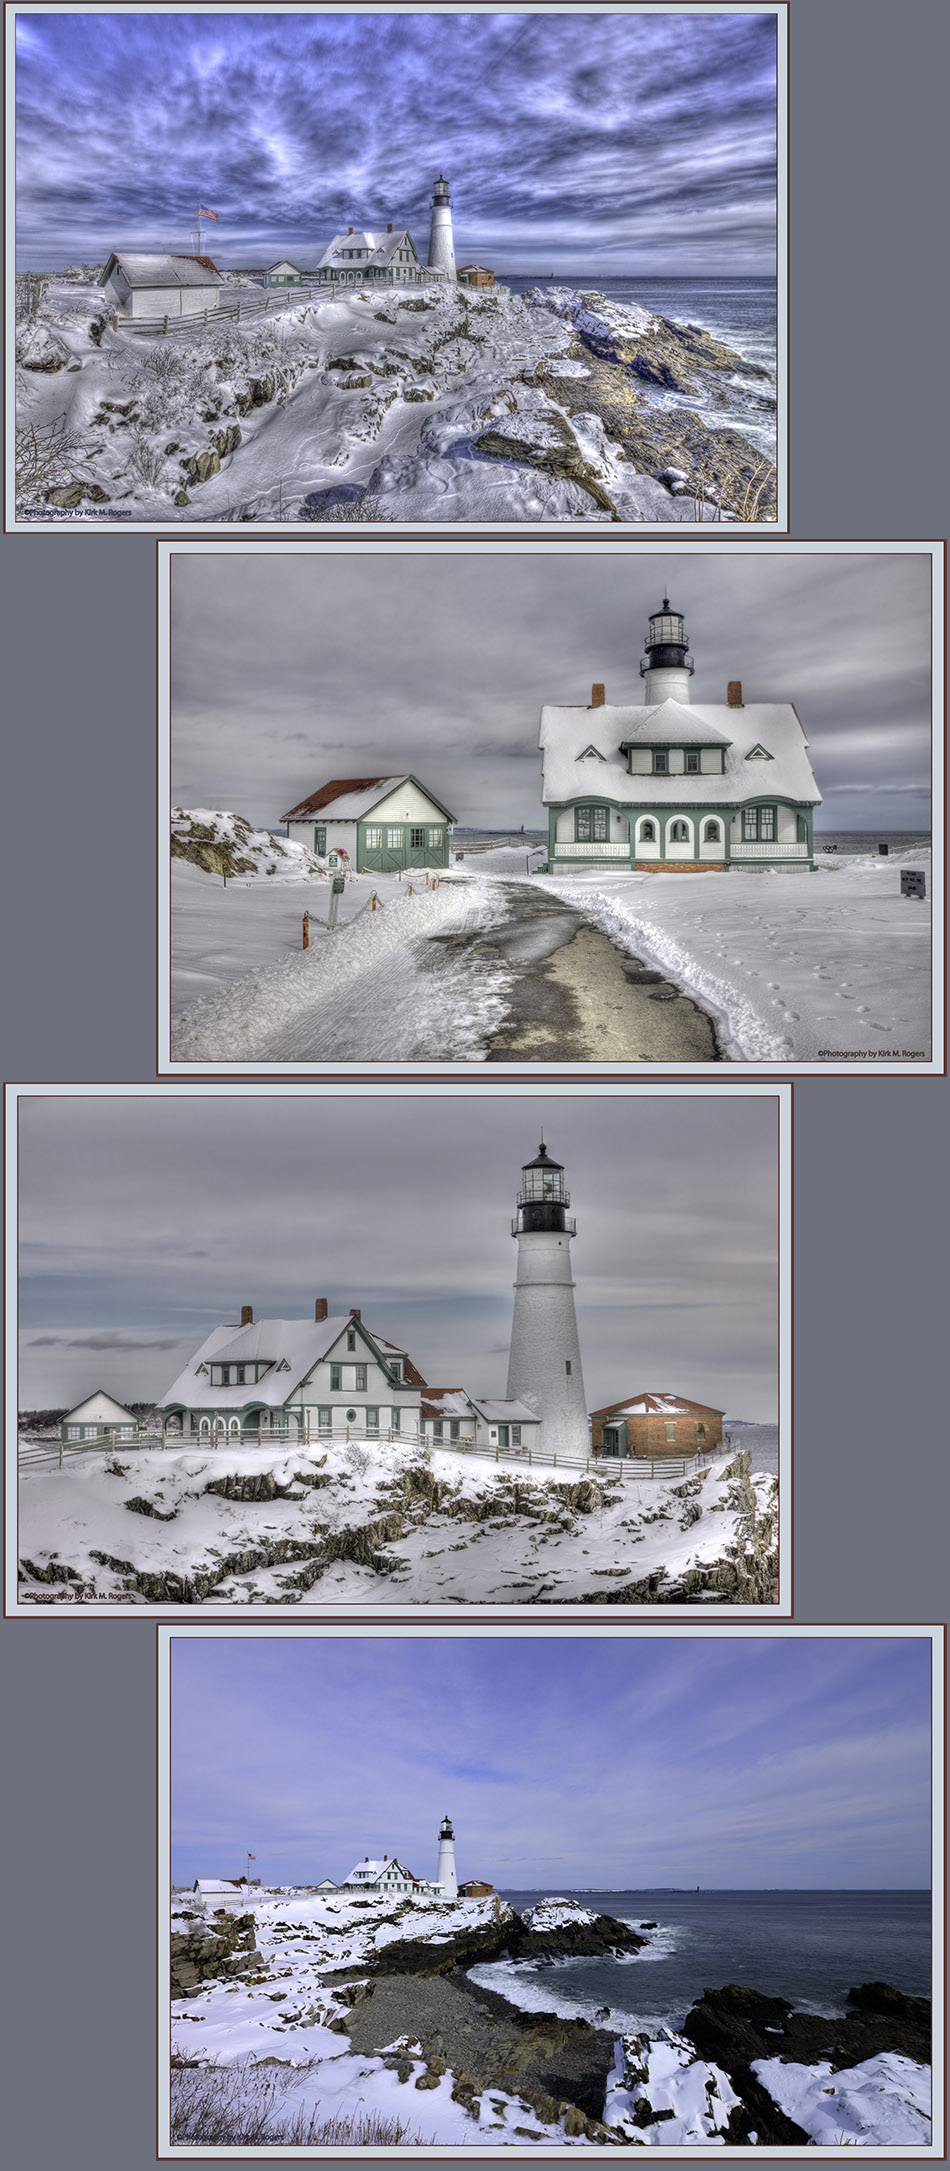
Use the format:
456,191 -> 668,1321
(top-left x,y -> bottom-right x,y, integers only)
2,2 -> 946,2164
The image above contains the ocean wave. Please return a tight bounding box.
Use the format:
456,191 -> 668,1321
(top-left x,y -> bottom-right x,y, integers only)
465,1958 -> 681,2037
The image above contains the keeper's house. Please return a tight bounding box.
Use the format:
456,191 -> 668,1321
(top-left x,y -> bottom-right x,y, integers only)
282,775 -> 455,872
99,252 -> 224,320
158,1300 -> 426,1443
313,224 -> 442,288
540,598 -> 821,872
591,1392 -> 724,1460
265,260 -> 303,287
60,1389 -> 139,1446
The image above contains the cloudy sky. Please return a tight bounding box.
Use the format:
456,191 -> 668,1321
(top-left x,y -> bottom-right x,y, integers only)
15,7 -> 776,272
169,548 -> 934,834
17,1089 -> 779,1414
169,1634 -> 932,1888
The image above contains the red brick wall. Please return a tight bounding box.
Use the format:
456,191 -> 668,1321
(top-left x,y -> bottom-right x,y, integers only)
629,1412 -> 723,1457
634,861 -> 726,874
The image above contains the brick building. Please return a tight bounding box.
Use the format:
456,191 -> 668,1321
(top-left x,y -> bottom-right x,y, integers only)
590,1392 -> 724,1460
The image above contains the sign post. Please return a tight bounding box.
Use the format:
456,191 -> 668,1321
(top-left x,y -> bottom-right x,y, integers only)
328,875 -> 345,929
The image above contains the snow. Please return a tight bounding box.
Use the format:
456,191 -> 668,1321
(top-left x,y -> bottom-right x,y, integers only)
539,699 -> 820,805
171,807 -> 321,879
521,1899 -> 598,1931
604,2027 -> 742,2144
752,2050 -> 931,2146
283,776 -> 407,819
168,859 -> 515,1063
15,1435 -> 776,1612
532,850 -> 933,1064
15,279 -> 754,529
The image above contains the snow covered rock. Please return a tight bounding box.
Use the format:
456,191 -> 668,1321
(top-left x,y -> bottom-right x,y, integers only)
16,318 -> 69,371
171,808 -> 323,880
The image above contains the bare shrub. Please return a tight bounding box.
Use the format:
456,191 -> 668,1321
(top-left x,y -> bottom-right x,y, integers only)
170,2059 -> 422,2146
300,489 -> 395,523
14,414 -> 93,507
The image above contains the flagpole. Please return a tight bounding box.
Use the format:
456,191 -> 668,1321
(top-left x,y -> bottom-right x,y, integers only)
197,198 -> 201,259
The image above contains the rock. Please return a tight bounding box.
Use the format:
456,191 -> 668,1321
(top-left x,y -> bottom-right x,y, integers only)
124,1496 -> 177,1521
179,448 -> 221,485
474,406 -> 620,519
679,1980 -> 931,2145
404,385 -> 435,401
563,2106 -> 586,2135
622,965 -> 665,983
340,373 -> 373,390
210,424 -> 242,457
174,491 -> 190,506
45,485 -> 84,507
415,2069 -> 441,2090
85,484 -> 111,503
234,375 -> 276,415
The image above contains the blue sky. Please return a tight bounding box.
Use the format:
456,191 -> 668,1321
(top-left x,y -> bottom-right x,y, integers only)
169,1636 -> 932,1888
18,1092 -> 780,1414
15,7 -> 777,270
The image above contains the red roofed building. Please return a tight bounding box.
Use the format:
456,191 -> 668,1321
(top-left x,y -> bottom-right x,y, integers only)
282,775 -> 456,872
590,1393 -> 724,1461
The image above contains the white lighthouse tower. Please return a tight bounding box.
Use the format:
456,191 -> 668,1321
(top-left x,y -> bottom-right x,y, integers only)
427,174 -> 457,281
435,1812 -> 457,1899
506,1143 -> 589,1454
640,596 -> 695,705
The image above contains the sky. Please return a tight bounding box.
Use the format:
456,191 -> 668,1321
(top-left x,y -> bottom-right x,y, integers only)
169,1635 -> 933,1888
169,549 -> 934,834
15,6 -> 777,272
16,1090 -> 779,1415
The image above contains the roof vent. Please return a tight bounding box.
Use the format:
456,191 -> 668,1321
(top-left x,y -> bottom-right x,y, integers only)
240,1304 -> 253,1326
728,680 -> 744,707
350,1307 -> 361,1321
591,682 -> 605,706
315,1297 -> 328,1322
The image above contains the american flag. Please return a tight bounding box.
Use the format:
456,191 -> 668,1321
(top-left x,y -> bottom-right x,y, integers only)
248,1851 -> 256,1859
199,205 -> 219,221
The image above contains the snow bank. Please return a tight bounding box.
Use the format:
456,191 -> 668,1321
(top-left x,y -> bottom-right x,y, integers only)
604,2027 -> 741,2144
521,1899 -> 598,1932
752,2050 -> 931,2145
171,806 -> 322,879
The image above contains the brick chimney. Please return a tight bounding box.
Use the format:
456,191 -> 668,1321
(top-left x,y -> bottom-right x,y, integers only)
591,682 -> 605,706
727,680 -> 744,707
387,222 -> 393,233
350,1307 -> 361,1321
314,1297 -> 328,1321
240,1304 -> 253,1326
348,225 -> 354,236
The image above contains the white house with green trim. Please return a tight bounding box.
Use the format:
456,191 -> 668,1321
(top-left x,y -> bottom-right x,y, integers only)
265,260 -> 302,287
540,598 -> 821,872
282,775 -> 455,872
60,1389 -> 139,1446
420,1387 -> 542,1454
312,224 -> 446,288
158,1302 -> 425,1443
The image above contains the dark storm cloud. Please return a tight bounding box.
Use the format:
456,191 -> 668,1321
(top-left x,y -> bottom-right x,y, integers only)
169,550 -> 933,832
15,8 -> 776,269
18,1091 -> 779,1415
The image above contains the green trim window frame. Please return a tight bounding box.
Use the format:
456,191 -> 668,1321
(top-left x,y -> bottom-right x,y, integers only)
653,750 -> 669,773
392,1408 -> 401,1431
702,819 -> 722,844
365,1407 -> 379,1431
354,1364 -> 367,1391
686,751 -> 700,774
387,828 -> 401,848
317,1406 -> 333,1428
669,819 -> 691,843
365,826 -> 382,849
511,1425 -> 522,1446
575,805 -> 609,842
428,828 -> 443,848
743,805 -> 776,841
449,1419 -> 460,1440
330,1364 -> 342,1390
314,826 -> 327,854
638,819 -> 657,845
410,827 -> 426,848
346,1328 -> 357,1351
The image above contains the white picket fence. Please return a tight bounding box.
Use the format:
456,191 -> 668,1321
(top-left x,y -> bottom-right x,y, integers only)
19,1421 -> 713,1483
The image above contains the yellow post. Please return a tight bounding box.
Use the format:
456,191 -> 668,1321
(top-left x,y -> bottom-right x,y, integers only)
302,914 -> 309,949
398,868 -> 402,880
371,893 -> 377,911
408,884 -> 412,896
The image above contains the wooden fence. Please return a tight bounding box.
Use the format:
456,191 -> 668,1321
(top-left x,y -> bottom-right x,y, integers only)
114,284 -> 322,336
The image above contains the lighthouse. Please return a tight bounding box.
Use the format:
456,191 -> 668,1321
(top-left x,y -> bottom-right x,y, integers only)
506,1143 -> 589,1454
427,174 -> 457,281
639,596 -> 695,706
436,1812 -> 457,1899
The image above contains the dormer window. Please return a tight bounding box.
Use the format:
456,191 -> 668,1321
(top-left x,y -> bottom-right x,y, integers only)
347,1329 -> 356,1351
746,744 -> 773,760
686,751 -> 700,774
653,751 -> 668,773
578,744 -> 605,761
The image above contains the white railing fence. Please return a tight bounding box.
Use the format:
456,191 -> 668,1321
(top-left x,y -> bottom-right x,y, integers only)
20,1421 -> 713,1483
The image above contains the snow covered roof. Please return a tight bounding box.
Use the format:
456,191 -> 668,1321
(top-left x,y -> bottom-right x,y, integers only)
62,1388 -> 138,1425
100,252 -> 224,290
282,775 -> 455,822
540,699 -> 821,807
421,1388 -> 474,1420
592,1393 -> 725,1419
314,228 -> 418,271
620,699 -> 733,747
193,1878 -> 243,1893
159,1314 -> 417,1409
470,1398 -> 542,1425
343,1856 -> 420,1884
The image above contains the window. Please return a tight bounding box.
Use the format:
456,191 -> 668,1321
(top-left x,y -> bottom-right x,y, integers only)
220,1365 -> 230,1384
387,828 -> 401,848
235,1365 -> 245,1385
653,751 -> 668,773
670,820 -> 690,842
743,806 -> 776,841
512,1425 -> 522,1445
435,1419 -> 444,1438
449,1419 -> 460,1440
410,827 -> 425,847
565,1360 -> 572,1376
390,1358 -> 403,1380
345,1408 -> 358,1422
665,1421 -> 676,1440
365,827 -> 382,848
392,1408 -> 401,1431
355,1364 -> 367,1391
318,1406 -> 333,1428
366,1407 -> 379,1431
575,806 -> 609,841
697,1422 -> 706,1438
703,821 -> 721,843
759,806 -> 775,840
66,1425 -> 80,1439
330,1364 -> 342,1391
686,751 -> 700,773
315,828 -> 326,854
428,828 -> 442,847
640,820 -> 656,843
347,1329 -> 356,1351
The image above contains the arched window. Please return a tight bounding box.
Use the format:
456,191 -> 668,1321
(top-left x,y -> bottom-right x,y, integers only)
703,820 -> 721,842
640,820 -> 656,842
670,820 -> 690,842
228,1416 -> 241,1435
199,1416 -> 210,1434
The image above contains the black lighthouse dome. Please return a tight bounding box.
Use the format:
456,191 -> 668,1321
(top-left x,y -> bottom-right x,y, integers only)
513,1143 -> 577,1235
640,596 -> 694,680
432,174 -> 452,204
439,1812 -> 454,1840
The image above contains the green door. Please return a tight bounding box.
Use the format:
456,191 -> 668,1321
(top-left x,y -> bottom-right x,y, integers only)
407,825 -> 428,867
497,1424 -> 510,1447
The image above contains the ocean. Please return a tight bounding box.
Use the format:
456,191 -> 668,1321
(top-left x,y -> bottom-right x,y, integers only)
504,274 -> 777,458
811,830 -> 931,857
470,1890 -> 931,2035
